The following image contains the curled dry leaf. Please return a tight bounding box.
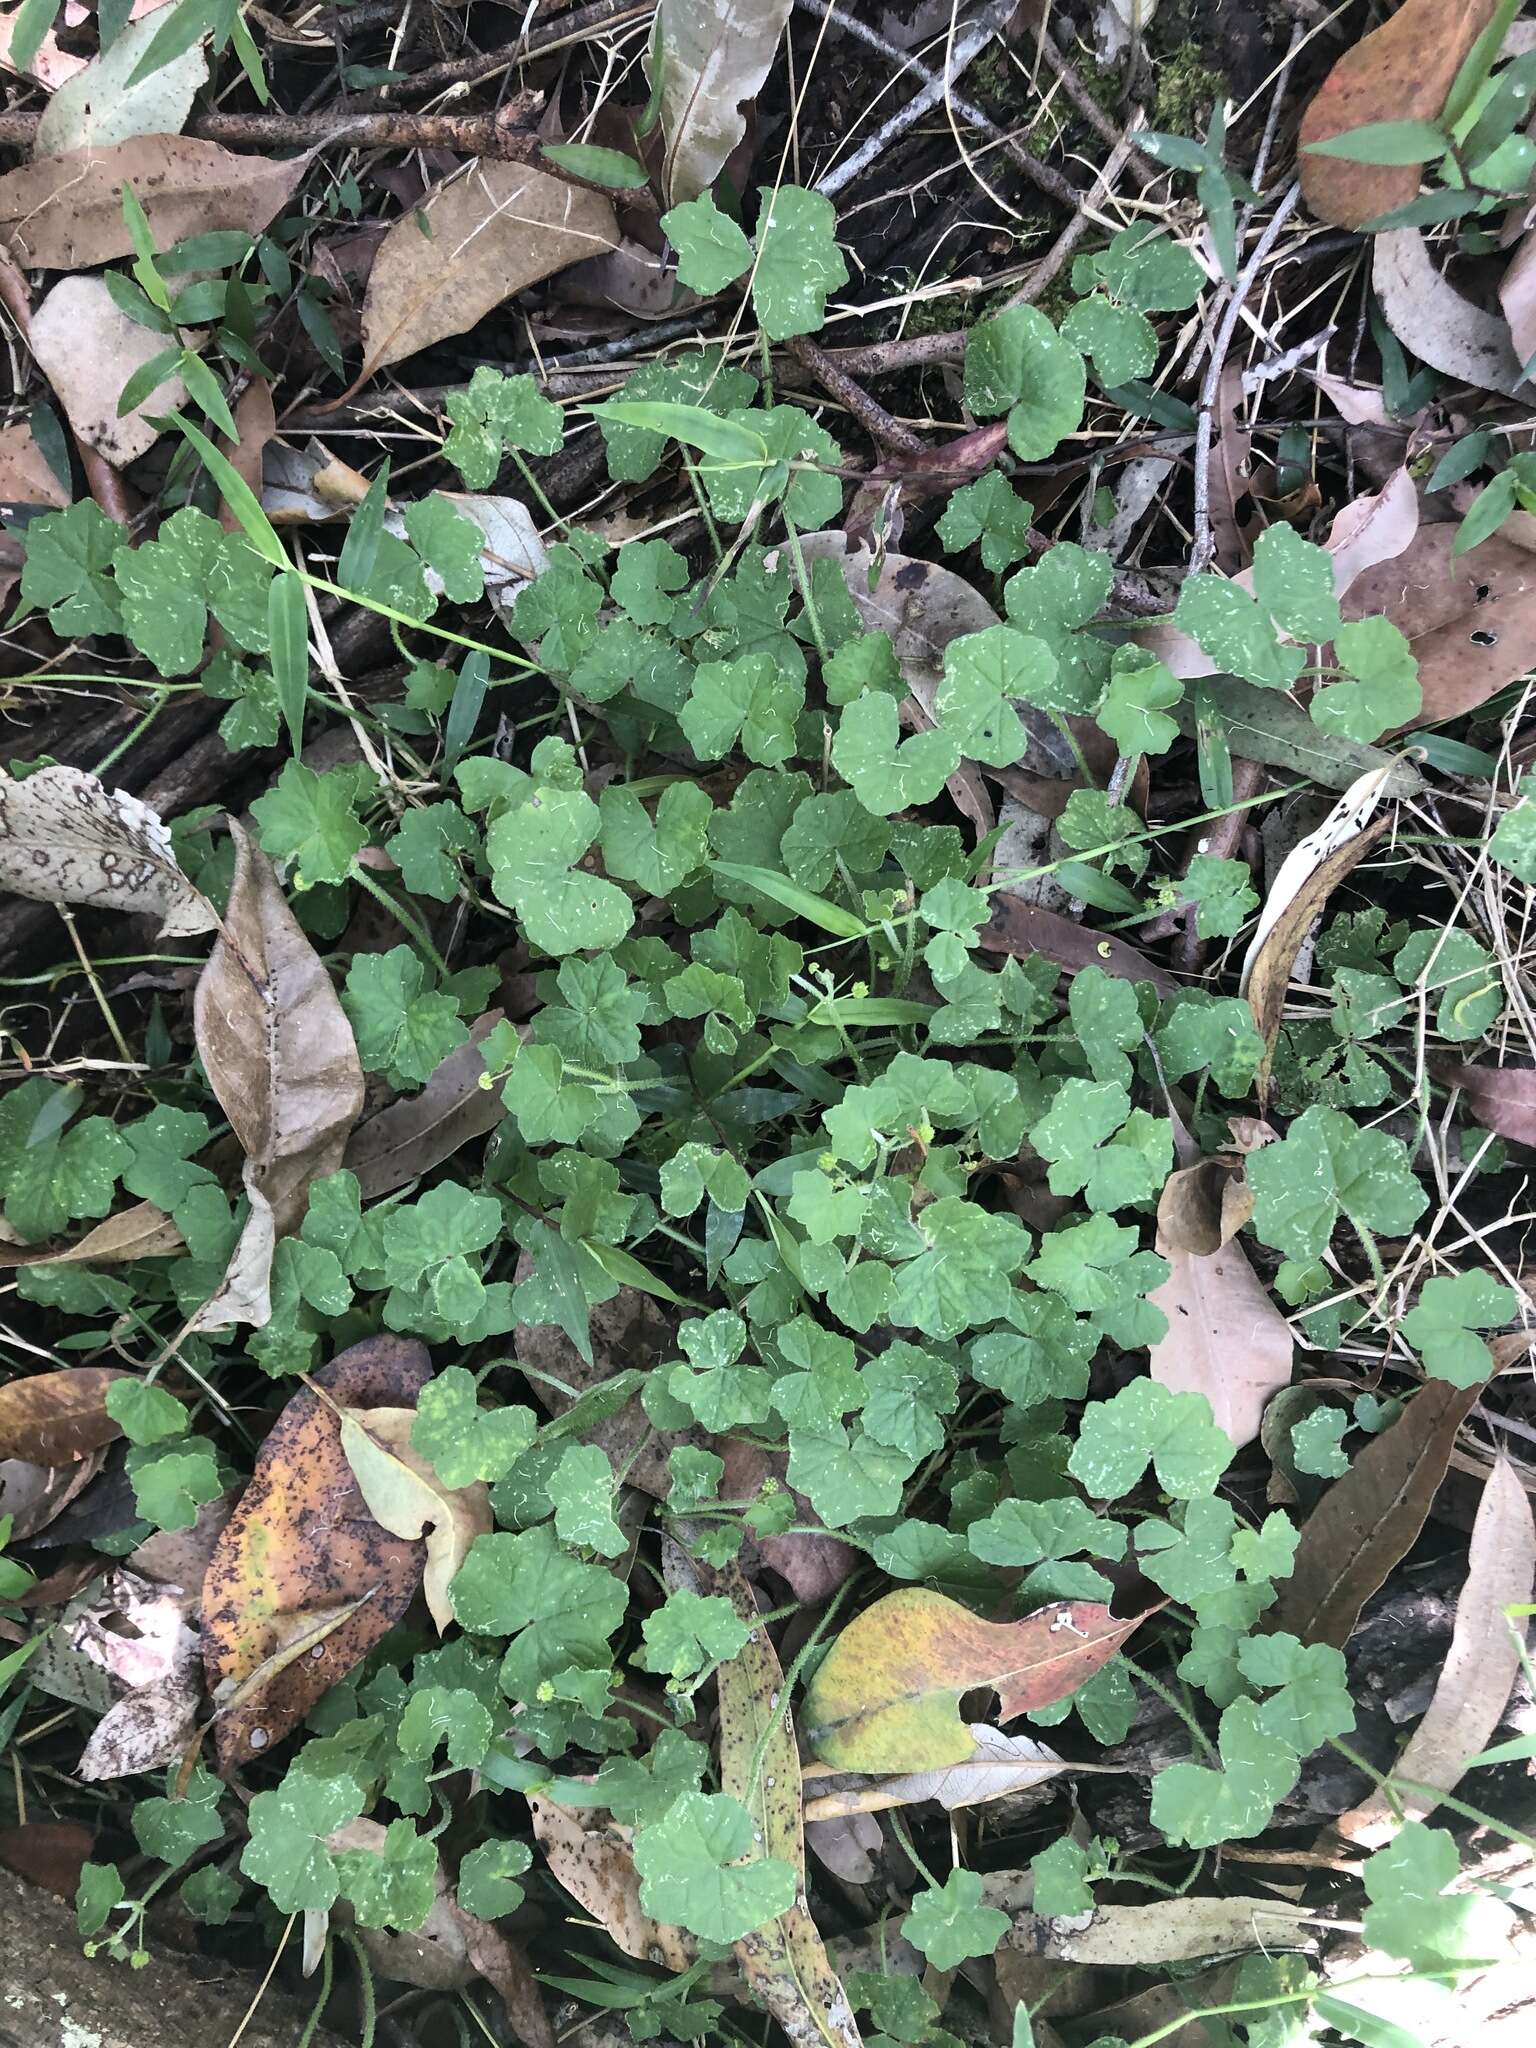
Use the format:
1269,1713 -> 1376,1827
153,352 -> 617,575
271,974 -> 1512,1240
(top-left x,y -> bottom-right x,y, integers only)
803,1722 -> 1080,1822
1148,1228 -> 1292,1453
34,11 -> 209,157
981,1892 -> 1314,1965
1267,1377 -> 1485,1649
1436,1059 -> 1536,1147
0,136 -> 313,270
0,1201 -> 183,1270
1500,229 -> 1536,371
201,1336 -> 431,1769
1342,524 -> 1536,726
528,1795 -> 697,1971
1240,773 -> 1393,1072
712,1560 -> 863,2048
344,1012 -> 505,1201
0,765 -> 216,937
219,378 -> 277,528
802,1588 -> 1154,1773
361,163 -> 618,374
1297,0 -> 1498,228
262,438 -> 373,525
1328,1456 -> 1535,1848
67,1569 -> 202,1782
0,1366 -> 127,1465
1372,230 -> 1526,399
192,820 -> 364,1328
651,0 -> 795,203
339,1404 -> 491,1632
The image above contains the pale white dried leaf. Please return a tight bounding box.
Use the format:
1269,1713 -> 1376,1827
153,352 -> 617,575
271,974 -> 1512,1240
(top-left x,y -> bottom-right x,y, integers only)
340,1405 -> 491,1631
385,493 -> 548,604
0,135 -> 312,270
75,1663 -> 200,1780
651,0 -> 795,204
190,1182 -> 274,1332
1331,1456 -> 1535,1848
1239,766 -> 1393,992
0,1200 -> 183,1269
528,1796 -> 696,1971
1374,228 -> 1526,398
0,764 -> 216,935
978,1891 -> 1315,1964
361,162 -> 617,374
35,12 -> 209,156
1148,1235 -> 1293,1452
0,4 -> 87,88
30,275 -> 194,468
806,1723 -> 1074,1819
261,438 -> 372,525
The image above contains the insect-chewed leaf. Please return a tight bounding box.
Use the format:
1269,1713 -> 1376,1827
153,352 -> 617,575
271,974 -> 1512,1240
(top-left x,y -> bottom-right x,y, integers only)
0,1367 -> 128,1465
201,1336 -> 431,1768
191,819 -> 364,1328
0,766 -> 215,936
801,1587 -> 1152,1773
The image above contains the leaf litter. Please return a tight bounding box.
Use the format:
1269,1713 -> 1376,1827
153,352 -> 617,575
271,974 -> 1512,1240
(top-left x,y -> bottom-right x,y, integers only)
2,4 -> 1536,2042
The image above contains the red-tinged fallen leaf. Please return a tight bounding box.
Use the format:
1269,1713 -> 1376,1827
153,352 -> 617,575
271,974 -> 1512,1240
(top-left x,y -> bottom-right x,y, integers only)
800,1587 -> 1157,1773
1266,1378 -> 1484,1649
0,1368 -> 127,1465
979,892 -> 1178,996
1298,0 -> 1500,229
1436,1060 -> 1536,1147
201,1336 -> 431,1769
0,1821 -> 94,1900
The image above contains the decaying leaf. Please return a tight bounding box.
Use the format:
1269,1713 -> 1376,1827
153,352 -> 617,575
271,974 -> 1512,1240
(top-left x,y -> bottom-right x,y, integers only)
66,1569 -> 202,1782
344,1014 -> 505,1200
712,1560 -> 863,2048
1342,524 -> 1536,726
192,820 -> 364,1328
1267,1378 -> 1484,1649
0,1367 -> 127,1465
1329,1456 -> 1535,1848
339,1405 -> 491,1632
1373,230 -> 1526,399
1240,774 -> 1393,1067
528,1795 -> 697,1971
0,1449 -> 107,1540
0,3 -> 87,89
361,163 -> 618,374
34,11 -> 209,157
1297,0 -> 1498,228
803,1722 -> 1081,1821
1148,1159 -> 1292,1452
262,437 -> 373,524
980,892 -> 1179,995
220,378 -> 278,528
0,136 -> 313,270
0,1821 -> 94,1901
651,0 -> 795,203
1501,229 -> 1536,371
0,1201 -> 183,1270
0,765 -> 216,936
981,1892 -> 1315,1965
201,1336 -> 430,1768
1437,1059 -> 1536,1147
0,419 -> 70,509
802,1588 -> 1153,1772
1165,677 -> 1423,799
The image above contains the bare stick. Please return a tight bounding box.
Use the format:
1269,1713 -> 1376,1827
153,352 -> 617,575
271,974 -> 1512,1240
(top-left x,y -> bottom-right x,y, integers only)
814,3 -> 1008,198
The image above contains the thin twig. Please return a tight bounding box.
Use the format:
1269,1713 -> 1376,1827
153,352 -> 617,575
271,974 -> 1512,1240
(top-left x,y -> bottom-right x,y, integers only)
785,335 -> 928,455
1190,181 -> 1302,576
1036,23 -> 1161,183
1004,128 -> 1141,310
814,1 -> 1007,198
376,0 -> 654,98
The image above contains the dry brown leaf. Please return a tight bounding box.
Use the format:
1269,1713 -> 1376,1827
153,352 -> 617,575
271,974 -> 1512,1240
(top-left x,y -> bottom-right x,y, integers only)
0,420 -> 69,509
343,1014 -> 504,1201
0,3 -> 87,89
1501,230 -> 1536,369
219,378 -> 277,529
0,1367 -> 127,1465
201,1336 -> 430,1768
0,136 -> 312,270
261,438 -> 373,524
339,1404 -> 491,1632
981,1893 -> 1314,1965
1329,1456 -> 1535,1848
0,1201 -> 183,1270
1297,0 -> 1499,228
0,1821 -> 94,1902
34,11 -> 208,156
0,1449 -> 105,1539
529,1796 -> 697,1971
651,0 -> 795,203
127,1491 -> 234,1597
562,237 -> 697,320
66,1569 -> 202,1781
0,765 -> 216,936
1147,1233 -> 1293,1453
1342,524 -> 1536,725
1373,229 -> 1526,398
191,819 -> 364,1329
1266,1377 -> 1484,1648
361,163 -> 618,375
980,891 -> 1178,996
1436,1059 -> 1536,1147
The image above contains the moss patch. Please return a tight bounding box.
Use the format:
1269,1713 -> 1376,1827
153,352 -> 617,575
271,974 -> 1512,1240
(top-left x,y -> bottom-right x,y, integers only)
1153,41 -> 1225,135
